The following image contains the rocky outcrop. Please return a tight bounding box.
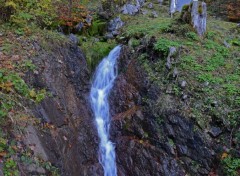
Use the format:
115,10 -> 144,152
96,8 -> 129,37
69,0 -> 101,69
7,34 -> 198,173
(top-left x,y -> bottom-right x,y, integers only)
121,0 -> 145,15
191,1 -> 207,36
181,1 -> 207,36
109,44 -> 217,175
106,16 -> 124,38
25,39 -> 102,175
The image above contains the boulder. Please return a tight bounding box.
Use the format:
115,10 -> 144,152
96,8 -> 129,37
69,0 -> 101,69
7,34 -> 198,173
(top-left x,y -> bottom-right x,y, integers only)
191,1 -> 207,36
170,0 -> 177,17
121,0 -> 146,15
108,16 -> 124,34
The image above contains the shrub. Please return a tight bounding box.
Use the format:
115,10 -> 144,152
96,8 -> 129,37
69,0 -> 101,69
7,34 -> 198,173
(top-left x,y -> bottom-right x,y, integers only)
154,38 -> 179,57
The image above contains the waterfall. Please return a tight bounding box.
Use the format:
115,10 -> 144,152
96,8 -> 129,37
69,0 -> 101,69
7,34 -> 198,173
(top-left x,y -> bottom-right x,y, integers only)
90,46 -> 121,176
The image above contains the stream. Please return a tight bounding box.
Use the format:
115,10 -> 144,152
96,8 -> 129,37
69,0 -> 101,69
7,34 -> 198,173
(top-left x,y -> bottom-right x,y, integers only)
90,46 -> 121,176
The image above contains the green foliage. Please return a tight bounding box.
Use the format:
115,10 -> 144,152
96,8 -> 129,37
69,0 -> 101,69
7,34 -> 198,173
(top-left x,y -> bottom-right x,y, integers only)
3,159 -> 19,176
222,156 -> 240,176
0,0 -> 58,28
154,38 -> 179,56
185,32 -> 199,40
88,20 -> 107,36
81,39 -> 116,71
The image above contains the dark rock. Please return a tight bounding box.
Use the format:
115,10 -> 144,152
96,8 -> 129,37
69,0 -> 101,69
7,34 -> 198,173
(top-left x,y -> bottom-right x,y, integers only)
209,127 -> 222,138
26,40 -> 101,176
85,14 -> 92,25
75,22 -> 84,32
69,34 -> 79,45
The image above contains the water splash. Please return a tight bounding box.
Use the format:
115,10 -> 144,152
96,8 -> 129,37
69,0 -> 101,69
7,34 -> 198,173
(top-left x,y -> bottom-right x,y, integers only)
90,46 -> 121,176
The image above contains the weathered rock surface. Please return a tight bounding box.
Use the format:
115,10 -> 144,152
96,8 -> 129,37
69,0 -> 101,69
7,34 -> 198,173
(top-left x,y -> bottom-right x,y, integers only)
26,39 -> 102,175
191,1 -> 207,36
109,44 -> 217,175
121,0 -> 145,15
107,16 -> 124,37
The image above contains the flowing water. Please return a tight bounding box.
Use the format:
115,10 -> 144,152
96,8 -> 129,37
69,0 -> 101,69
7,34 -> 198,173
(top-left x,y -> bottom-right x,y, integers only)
90,46 -> 121,176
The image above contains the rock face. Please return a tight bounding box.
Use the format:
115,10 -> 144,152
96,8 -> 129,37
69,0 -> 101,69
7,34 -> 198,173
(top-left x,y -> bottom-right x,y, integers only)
109,44 -> 217,175
26,39 -> 102,175
191,1 -> 207,36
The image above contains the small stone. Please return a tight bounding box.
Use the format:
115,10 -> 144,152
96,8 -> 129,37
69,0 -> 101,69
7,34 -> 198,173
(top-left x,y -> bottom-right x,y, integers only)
69,34 -> 79,45
208,127 -> 222,138
180,80 -> 187,88
141,9 -> 148,15
173,67 -> 179,78
85,14 -> 92,26
0,33 -> 3,37
224,40 -> 230,48
147,3 -> 153,9
203,81 -> 209,87
75,22 -> 84,32
211,101 -> 218,107
151,11 -> 158,18
182,94 -> 188,100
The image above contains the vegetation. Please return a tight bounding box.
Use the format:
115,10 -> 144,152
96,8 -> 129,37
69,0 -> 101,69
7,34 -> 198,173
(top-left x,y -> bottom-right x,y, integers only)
0,0 -> 239,175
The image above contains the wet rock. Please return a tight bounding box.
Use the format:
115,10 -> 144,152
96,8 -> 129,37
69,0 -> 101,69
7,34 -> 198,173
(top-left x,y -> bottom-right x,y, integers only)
208,127 -> 222,138
26,40 -> 101,175
69,34 -> 79,45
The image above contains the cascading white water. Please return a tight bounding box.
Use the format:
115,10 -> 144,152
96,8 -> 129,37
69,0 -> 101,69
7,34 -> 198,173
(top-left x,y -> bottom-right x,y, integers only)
90,46 -> 121,176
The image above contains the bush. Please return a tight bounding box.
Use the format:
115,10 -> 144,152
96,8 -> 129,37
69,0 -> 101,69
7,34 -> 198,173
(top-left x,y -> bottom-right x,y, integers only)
154,38 -> 179,57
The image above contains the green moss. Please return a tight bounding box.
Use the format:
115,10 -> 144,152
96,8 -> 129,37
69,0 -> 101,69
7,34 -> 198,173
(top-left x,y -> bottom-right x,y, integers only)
88,20 -> 107,36
81,39 -> 116,71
